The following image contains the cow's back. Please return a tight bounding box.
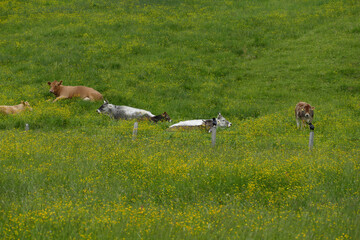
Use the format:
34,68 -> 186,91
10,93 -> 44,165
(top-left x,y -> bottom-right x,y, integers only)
0,106 -> 13,114
74,86 -> 103,100
59,85 -> 102,100
112,105 -> 154,120
0,104 -> 26,114
169,120 -> 205,128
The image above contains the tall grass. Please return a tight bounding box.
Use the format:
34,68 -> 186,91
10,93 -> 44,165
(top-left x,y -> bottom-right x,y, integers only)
0,0 -> 359,239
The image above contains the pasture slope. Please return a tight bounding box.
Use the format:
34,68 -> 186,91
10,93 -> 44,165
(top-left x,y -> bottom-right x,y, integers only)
0,0 -> 359,239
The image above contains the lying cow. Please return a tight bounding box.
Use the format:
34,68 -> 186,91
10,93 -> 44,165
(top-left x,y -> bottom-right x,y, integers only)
168,113 -> 232,131
97,100 -> 171,123
0,101 -> 33,115
295,102 -> 315,129
48,80 -> 103,102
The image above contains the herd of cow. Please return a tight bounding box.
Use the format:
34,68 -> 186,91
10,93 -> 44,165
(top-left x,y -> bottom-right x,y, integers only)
0,81 -> 315,130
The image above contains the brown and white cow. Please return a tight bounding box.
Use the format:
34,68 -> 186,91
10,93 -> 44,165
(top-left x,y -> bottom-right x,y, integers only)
0,101 -> 33,115
295,102 -> 315,129
47,80 -> 103,102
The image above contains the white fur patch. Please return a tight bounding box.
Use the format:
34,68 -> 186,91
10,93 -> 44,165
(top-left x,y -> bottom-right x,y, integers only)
120,106 -> 155,118
169,120 -> 204,128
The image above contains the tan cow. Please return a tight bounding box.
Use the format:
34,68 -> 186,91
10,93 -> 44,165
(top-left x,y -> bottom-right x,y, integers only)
47,80 -> 103,102
295,102 -> 315,129
0,101 -> 33,115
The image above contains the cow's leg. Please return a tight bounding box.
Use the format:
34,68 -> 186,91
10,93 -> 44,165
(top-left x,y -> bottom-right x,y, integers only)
301,120 -> 306,130
83,97 -> 91,101
296,118 -> 300,129
53,96 -> 67,102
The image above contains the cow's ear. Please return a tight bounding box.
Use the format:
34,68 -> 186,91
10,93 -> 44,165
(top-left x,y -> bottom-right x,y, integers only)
48,82 -> 51,85
21,100 -> 24,104
59,81 -> 63,85
311,106 -> 315,110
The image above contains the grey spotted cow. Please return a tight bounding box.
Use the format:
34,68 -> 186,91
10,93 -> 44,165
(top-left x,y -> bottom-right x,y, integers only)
97,100 -> 171,123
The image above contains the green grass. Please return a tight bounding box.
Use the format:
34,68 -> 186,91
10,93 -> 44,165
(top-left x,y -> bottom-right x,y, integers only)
0,0 -> 359,239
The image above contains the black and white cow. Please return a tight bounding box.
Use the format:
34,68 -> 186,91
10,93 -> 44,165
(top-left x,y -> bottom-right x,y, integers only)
97,100 -> 171,123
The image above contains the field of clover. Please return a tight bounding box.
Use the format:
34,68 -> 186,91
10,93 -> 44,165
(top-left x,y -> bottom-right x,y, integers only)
1,0 -> 359,239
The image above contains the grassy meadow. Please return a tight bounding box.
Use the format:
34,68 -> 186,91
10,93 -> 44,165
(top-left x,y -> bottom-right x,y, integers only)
1,0 -> 360,239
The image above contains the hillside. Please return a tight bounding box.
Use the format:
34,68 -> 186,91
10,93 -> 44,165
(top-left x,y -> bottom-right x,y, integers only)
0,0 -> 359,239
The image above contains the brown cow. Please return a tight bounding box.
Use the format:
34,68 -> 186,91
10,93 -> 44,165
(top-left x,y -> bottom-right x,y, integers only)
0,101 -> 33,115
295,102 -> 315,129
47,80 -> 103,102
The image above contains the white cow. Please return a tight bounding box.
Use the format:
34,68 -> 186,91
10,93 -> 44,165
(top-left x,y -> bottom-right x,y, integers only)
168,113 -> 232,131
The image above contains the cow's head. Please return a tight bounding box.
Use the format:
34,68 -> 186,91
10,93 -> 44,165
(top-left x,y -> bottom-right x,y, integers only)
21,101 -> 33,111
301,104 -> 315,123
47,80 -> 63,95
216,113 -> 232,127
161,112 -> 172,122
97,100 -> 113,115
203,118 -> 217,128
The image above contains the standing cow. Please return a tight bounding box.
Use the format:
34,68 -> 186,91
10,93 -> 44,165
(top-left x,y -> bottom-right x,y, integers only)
48,80 -> 103,102
295,102 -> 315,129
97,100 -> 171,123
